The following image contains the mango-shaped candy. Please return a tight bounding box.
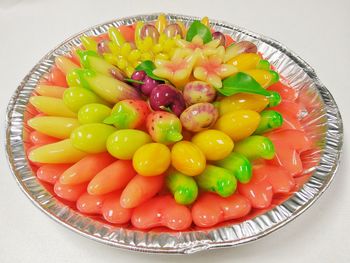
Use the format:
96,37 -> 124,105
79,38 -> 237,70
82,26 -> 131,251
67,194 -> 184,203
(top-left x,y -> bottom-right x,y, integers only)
255,110 -> 283,134
29,139 -> 88,164
77,103 -> 112,124
106,129 -> 151,159
243,69 -> 279,88
166,171 -> 198,205
195,165 -> 237,198
63,87 -> 108,112
218,93 -> 269,115
28,116 -> 79,139
215,152 -> 252,183
192,130 -> 233,161
171,141 -> 206,176
234,135 -> 275,160
227,53 -> 261,71
192,192 -> 251,227
131,195 -> 192,230
35,84 -> 66,98
132,143 -> 171,176
29,96 -> 76,118
80,36 -> 98,52
214,110 -> 260,141
69,69 -> 140,103
77,50 -> 125,81
70,123 -> 116,153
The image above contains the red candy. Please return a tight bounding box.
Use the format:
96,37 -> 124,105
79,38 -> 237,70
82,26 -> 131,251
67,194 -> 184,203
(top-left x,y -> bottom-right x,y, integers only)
37,164 -> 71,184
101,191 -> 132,224
192,192 -> 251,228
48,66 -> 67,87
54,182 -> 87,202
30,131 -> 60,145
131,195 -> 192,230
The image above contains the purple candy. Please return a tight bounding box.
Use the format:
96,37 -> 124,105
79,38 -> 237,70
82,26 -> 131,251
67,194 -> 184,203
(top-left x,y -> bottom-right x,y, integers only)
131,70 -> 147,89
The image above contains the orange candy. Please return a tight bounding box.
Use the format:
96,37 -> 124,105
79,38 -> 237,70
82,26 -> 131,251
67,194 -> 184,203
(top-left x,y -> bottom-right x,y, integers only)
76,192 -> 112,214
37,164 -> 71,184
120,174 -> 164,208
54,182 -> 87,202
30,131 -> 60,145
88,160 -> 136,195
131,195 -> 192,230
48,66 -> 67,87
101,191 -> 132,224
192,192 -> 251,228
59,152 -> 115,185
267,82 -> 297,102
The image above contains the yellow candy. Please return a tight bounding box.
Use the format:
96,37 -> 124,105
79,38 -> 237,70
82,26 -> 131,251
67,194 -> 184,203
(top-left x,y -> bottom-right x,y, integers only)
140,51 -> 154,61
133,143 -> 171,176
214,110 -> 261,141
155,14 -> 167,33
55,56 -> 79,75
171,141 -> 206,176
35,85 -> 65,98
218,93 -> 269,115
108,27 -> 125,47
80,36 -> 98,52
227,53 -> 261,71
128,49 -> 141,62
125,66 -> 134,78
116,57 -> 128,70
243,69 -> 273,88
30,96 -> 77,118
152,43 -> 163,54
192,130 -> 234,161
201,16 -> 210,27
29,139 -> 88,164
155,53 -> 169,61
120,42 -> 132,57
28,116 -> 79,139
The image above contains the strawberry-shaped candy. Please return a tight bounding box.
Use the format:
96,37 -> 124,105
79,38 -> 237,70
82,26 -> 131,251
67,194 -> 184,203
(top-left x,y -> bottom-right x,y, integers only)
146,111 -> 183,145
104,100 -> 150,129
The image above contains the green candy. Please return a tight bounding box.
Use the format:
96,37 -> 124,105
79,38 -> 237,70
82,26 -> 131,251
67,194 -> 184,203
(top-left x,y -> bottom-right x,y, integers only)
234,135 -> 275,160
255,110 -> 283,134
166,171 -> 198,205
80,36 -> 98,52
215,153 -> 252,184
195,165 -> 237,198
63,87 -> 108,112
186,20 -> 212,43
267,91 -> 281,107
257,59 -> 270,70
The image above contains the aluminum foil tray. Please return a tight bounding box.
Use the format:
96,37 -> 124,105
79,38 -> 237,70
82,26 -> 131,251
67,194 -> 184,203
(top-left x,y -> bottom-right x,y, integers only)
5,13 -> 343,254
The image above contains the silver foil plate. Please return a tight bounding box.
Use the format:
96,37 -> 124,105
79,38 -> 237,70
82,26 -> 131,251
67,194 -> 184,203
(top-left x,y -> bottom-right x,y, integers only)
5,13 -> 343,254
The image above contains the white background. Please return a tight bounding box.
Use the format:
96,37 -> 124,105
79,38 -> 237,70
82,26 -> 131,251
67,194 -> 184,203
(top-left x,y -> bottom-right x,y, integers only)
0,0 -> 349,262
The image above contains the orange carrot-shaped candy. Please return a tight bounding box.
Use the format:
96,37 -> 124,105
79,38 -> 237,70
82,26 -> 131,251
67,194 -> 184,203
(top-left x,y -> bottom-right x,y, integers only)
131,195 -> 192,230
37,164 -> 71,184
59,152 -> 115,185
120,174 -> 164,208
88,160 -> 136,195
54,182 -> 87,202
77,192 -> 112,214
101,191 -> 132,224
30,131 -> 60,145
48,66 -> 67,87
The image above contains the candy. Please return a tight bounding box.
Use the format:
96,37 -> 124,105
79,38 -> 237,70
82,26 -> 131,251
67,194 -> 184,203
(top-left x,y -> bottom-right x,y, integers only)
192,193 -> 251,227
77,103 -> 112,124
267,82 -> 297,102
120,174 -> 164,208
215,152 -> 252,184
214,110 -> 261,141
140,24 -> 160,42
59,152 -> 115,185
192,129 -> 234,161
218,93 -> 269,115
226,53 -> 261,71
183,81 -> 216,105
63,87 -> 108,112
212,31 -> 226,46
171,141 -> 206,176
163,23 -> 183,38
108,27 -> 126,47
77,192 -> 110,214
80,36 -> 98,52
77,50 -> 126,81
70,123 -> 116,153
180,103 -> 218,132
149,84 -> 186,116
146,111 -> 183,145
224,41 -> 257,62
88,160 -> 136,195
71,69 -> 140,103
30,96 -> 76,118
37,164 -> 71,184
29,139 -> 88,164
131,195 -> 192,230
254,110 -> 283,134
55,56 -> 79,75
35,84 -> 66,98
132,143 -> 171,176
234,135 -> 275,160
103,100 -> 150,129
29,131 -> 59,145
195,165 -> 237,197
166,171 -> 198,205
243,69 -> 279,88
28,116 -> 80,139
54,182 -> 87,202
48,66 -> 68,87
101,191 -> 132,224
106,129 -> 151,159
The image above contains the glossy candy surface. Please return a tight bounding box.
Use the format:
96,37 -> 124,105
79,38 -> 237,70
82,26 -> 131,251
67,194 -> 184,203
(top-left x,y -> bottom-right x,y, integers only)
77,103 -> 112,124
180,103 -> 218,132
166,171 -> 198,205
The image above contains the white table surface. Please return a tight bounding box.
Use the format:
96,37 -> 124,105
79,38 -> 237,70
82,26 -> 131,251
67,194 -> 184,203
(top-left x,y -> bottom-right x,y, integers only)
1,0 -> 349,262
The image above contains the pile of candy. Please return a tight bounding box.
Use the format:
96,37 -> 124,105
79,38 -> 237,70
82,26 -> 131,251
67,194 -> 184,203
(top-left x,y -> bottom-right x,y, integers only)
25,15 -> 313,230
